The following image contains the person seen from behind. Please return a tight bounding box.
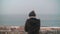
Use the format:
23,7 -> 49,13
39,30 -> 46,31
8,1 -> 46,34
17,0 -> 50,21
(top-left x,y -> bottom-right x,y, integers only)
25,10 -> 40,34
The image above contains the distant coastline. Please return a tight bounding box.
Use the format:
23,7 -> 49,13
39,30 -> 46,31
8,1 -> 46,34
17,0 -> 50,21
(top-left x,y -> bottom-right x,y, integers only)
0,26 -> 60,31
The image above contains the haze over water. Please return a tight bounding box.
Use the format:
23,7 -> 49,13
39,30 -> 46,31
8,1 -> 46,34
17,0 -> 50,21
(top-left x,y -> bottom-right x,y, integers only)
0,14 -> 60,27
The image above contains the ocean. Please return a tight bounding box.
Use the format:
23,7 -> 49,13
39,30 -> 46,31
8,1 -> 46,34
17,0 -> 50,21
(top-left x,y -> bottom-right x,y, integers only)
0,14 -> 60,27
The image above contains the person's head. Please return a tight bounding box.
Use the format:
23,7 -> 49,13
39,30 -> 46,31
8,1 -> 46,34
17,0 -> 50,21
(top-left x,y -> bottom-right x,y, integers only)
29,10 -> 36,18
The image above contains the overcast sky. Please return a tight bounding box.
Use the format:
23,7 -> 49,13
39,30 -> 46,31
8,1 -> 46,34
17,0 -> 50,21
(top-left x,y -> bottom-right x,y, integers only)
1,0 -> 59,15
0,0 -> 60,26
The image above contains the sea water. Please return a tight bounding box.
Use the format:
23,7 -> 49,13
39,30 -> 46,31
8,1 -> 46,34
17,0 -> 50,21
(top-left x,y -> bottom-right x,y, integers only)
0,14 -> 60,27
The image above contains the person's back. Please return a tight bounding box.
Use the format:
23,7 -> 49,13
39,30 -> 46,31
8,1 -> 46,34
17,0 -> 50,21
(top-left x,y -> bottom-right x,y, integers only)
25,10 -> 40,34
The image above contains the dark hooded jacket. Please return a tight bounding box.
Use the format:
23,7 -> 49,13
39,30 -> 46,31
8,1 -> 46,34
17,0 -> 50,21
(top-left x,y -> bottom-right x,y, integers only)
25,11 -> 40,34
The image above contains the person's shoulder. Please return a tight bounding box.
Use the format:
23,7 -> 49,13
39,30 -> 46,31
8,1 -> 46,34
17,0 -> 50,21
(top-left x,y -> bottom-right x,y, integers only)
26,18 -> 30,21
36,18 -> 40,21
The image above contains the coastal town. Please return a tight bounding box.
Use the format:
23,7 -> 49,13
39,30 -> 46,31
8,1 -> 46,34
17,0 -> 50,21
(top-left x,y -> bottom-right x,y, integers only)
0,26 -> 60,34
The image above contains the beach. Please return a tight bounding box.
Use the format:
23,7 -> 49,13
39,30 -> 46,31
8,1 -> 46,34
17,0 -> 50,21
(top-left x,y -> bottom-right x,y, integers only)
0,26 -> 60,34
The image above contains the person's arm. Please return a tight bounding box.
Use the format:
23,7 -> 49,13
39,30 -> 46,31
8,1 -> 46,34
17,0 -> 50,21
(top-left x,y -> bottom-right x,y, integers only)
25,19 -> 29,32
38,19 -> 40,30
39,19 -> 40,30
